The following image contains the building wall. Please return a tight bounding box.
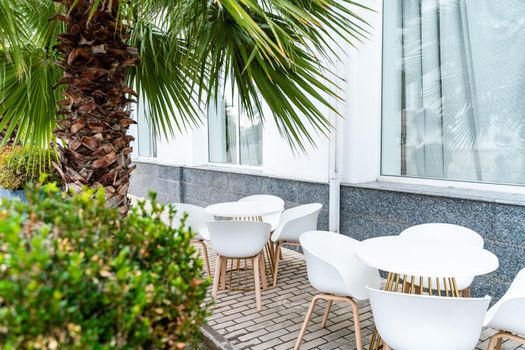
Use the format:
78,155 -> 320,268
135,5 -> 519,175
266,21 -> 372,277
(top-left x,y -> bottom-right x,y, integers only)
129,161 -> 524,301
127,3 -> 383,185
128,1 -> 525,301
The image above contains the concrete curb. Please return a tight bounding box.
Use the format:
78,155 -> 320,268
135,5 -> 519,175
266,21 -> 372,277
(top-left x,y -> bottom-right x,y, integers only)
200,324 -> 237,350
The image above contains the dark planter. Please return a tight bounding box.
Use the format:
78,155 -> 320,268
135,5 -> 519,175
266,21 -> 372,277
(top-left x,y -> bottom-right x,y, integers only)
0,188 -> 26,202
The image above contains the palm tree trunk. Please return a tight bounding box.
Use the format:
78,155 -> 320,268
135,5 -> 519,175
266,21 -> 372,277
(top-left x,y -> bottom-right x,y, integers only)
54,0 -> 139,214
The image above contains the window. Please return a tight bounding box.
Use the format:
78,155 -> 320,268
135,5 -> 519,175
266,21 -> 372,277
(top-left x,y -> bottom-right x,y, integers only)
381,0 -> 525,186
137,102 -> 157,158
208,88 -> 263,166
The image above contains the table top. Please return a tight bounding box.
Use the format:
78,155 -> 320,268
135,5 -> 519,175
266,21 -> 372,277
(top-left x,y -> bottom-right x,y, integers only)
205,201 -> 284,218
354,236 -> 499,278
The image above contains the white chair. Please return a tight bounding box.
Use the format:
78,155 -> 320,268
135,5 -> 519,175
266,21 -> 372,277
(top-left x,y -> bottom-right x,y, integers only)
400,223 -> 484,296
367,287 -> 491,350
208,221 -> 271,311
271,203 -> 322,287
294,231 -> 381,350
169,203 -> 215,276
484,268 -> 525,350
238,194 -> 284,231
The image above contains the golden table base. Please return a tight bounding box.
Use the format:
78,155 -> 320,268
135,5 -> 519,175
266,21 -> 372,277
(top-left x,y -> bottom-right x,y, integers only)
368,273 -> 461,350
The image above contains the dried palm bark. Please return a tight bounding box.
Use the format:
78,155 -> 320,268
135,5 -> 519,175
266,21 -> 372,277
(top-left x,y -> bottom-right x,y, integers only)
53,0 -> 139,214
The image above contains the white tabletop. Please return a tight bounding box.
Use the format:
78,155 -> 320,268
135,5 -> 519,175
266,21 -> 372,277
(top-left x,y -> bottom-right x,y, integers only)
354,236 -> 499,278
205,201 -> 284,218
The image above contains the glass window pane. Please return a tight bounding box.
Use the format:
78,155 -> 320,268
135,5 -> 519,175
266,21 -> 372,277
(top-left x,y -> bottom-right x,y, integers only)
208,90 -> 238,164
240,111 -> 263,166
137,103 -> 157,158
382,0 -> 525,185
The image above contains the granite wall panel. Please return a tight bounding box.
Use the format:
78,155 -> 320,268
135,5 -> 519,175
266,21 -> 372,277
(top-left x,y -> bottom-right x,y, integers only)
130,162 -> 525,301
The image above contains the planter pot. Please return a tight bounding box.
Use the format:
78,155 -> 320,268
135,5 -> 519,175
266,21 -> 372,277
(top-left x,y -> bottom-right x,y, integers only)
0,188 -> 26,202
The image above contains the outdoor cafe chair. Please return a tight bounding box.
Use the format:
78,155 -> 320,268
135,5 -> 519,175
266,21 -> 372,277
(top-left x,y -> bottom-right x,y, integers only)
367,287 -> 490,350
271,203 -> 322,287
484,268 -> 525,350
170,203 -> 215,275
294,231 -> 380,350
208,221 -> 271,311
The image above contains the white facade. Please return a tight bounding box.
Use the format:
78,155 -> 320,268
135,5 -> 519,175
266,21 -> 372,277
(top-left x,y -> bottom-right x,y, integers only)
130,4 -> 382,185
130,1 -> 525,196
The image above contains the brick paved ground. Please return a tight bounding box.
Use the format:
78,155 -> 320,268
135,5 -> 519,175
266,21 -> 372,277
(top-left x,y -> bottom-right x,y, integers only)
199,245 -> 525,350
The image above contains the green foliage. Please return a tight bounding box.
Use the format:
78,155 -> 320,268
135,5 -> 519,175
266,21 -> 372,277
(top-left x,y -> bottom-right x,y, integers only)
0,0 -> 371,151
0,184 -> 210,349
0,147 -> 60,190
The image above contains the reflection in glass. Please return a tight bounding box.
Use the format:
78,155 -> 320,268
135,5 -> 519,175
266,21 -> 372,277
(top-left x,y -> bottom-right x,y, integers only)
137,102 -> 157,158
208,94 -> 238,164
240,110 -> 263,166
382,0 -> 525,185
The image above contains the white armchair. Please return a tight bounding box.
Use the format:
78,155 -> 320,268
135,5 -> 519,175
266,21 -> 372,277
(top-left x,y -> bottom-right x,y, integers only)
484,268 -> 525,350
208,221 -> 272,311
271,203 -> 322,286
294,231 -> 380,350
367,287 -> 490,350
170,203 -> 215,275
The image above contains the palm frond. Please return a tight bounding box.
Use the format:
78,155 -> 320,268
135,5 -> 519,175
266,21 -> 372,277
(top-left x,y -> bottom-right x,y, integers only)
1,0 -> 372,152
0,47 -> 62,148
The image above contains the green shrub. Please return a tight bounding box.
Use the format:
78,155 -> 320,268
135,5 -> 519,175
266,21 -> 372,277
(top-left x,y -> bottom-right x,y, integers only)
0,147 -> 60,190
0,183 -> 210,349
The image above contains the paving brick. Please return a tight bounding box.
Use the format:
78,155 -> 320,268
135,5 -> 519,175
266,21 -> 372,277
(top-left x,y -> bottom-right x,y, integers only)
237,328 -> 268,342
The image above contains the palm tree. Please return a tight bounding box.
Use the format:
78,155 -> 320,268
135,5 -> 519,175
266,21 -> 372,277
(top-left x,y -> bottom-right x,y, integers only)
0,0 -> 370,213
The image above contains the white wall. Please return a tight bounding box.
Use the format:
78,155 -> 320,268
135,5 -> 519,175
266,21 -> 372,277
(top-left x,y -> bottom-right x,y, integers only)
131,0 -> 384,185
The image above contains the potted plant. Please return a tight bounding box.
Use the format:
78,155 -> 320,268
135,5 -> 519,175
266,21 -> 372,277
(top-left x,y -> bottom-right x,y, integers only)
0,146 -> 60,201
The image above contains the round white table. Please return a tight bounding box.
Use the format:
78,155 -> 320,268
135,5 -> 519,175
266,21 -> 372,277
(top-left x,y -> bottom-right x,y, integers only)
205,201 -> 284,219
355,236 -> 499,279
205,200 -> 284,290
355,235 -> 499,350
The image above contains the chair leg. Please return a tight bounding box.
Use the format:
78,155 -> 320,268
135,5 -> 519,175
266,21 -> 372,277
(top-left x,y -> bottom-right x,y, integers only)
488,331 -> 525,350
194,240 -> 211,276
294,295 -> 322,350
272,241 -> 282,287
259,253 -> 268,290
268,241 -> 275,264
320,300 -> 333,328
496,338 -> 502,350
212,255 -> 223,298
220,257 -> 226,290
253,255 -> 262,311
347,297 -> 363,350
